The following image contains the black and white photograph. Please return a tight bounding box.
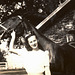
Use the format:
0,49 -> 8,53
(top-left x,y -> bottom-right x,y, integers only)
0,0 -> 75,75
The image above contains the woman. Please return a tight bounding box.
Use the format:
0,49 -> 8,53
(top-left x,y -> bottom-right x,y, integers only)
9,31 -> 51,75
24,33 -> 51,75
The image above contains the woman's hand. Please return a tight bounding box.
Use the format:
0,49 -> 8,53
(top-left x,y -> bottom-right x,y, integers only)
11,30 -> 16,38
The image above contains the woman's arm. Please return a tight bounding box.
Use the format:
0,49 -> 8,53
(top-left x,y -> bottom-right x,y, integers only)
45,66 -> 51,75
9,31 -> 27,55
9,31 -> 15,50
9,31 -> 19,54
44,51 -> 51,75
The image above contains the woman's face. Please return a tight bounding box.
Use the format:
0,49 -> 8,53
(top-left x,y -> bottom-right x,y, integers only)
28,35 -> 38,50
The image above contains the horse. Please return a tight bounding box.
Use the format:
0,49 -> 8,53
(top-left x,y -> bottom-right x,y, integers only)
30,24 -> 75,75
1,17 -> 75,75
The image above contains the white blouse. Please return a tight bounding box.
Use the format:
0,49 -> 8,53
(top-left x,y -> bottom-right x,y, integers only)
24,50 -> 49,73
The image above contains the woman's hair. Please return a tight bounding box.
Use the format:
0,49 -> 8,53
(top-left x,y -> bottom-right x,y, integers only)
25,32 -> 36,51
25,32 -> 44,51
